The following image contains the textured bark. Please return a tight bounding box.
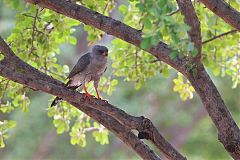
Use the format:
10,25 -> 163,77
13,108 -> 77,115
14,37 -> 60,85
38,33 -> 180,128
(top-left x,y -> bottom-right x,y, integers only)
186,65 -> 240,159
6,0 -> 240,159
0,37 -> 186,160
199,0 -> 240,31
176,0 -> 202,62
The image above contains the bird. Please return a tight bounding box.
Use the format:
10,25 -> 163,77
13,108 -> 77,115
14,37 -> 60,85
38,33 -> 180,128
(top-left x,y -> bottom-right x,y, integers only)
51,45 -> 108,107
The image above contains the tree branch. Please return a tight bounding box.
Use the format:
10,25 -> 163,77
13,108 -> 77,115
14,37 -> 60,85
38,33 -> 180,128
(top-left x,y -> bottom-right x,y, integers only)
0,37 -> 186,160
186,64 -> 240,159
199,0 -> 240,31
176,0 -> 202,62
202,29 -> 238,44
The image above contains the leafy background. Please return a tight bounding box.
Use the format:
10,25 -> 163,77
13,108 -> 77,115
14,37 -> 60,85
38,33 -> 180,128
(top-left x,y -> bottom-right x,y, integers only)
0,0 -> 240,159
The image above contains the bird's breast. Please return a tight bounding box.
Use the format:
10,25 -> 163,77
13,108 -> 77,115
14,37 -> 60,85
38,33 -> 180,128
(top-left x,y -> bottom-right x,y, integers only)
89,58 -> 107,74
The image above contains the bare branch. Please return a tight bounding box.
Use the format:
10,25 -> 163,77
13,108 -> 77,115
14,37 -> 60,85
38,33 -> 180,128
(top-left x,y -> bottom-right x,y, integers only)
167,9 -> 180,16
176,0 -> 202,62
30,8 -> 39,56
199,0 -> 240,31
202,29 -> 238,44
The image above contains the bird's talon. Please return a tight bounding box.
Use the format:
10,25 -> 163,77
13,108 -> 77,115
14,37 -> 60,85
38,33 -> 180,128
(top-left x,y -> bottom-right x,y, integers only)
99,98 -> 108,105
84,93 -> 93,103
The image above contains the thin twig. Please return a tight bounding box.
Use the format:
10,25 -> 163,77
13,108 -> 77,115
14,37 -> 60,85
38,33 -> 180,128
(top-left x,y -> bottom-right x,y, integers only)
134,50 -> 138,75
202,29 -> 238,44
30,8 -> 40,57
102,0 -> 110,15
167,9 -> 180,16
83,127 -> 99,133
22,13 -> 41,19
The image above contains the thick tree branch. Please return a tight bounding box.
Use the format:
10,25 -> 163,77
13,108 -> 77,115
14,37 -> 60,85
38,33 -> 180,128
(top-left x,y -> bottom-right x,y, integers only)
186,65 -> 240,159
199,0 -> 240,31
0,37 -> 186,160
177,0 -> 202,62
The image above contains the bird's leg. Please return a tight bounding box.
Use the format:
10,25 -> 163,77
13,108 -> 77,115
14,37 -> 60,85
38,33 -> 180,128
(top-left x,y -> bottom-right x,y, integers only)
83,85 -> 92,102
94,87 -> 108,104
95,87 -> 100,99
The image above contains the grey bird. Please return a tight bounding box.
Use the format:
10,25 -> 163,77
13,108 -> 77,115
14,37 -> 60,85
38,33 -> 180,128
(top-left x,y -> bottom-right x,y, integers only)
51,45 -> 108,107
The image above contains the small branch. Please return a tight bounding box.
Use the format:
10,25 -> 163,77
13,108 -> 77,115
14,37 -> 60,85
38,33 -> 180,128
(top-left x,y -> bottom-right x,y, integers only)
202,29 -> 238,44
102,0 -> 110,15
83,127 -> 99,133
22,13 -> 40,19
167,9 -> 180,16
30,8 -> 39,56
177,0 -> 202,62
134,50 -> 138,76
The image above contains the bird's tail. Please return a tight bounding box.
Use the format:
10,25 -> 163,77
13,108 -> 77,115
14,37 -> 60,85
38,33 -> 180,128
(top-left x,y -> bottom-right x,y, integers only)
51,97 -> 63,107
50,80 -> 82,107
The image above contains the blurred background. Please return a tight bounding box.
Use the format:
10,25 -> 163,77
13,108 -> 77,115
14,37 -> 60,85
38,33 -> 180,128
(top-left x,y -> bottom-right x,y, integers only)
0,1 -> 240,160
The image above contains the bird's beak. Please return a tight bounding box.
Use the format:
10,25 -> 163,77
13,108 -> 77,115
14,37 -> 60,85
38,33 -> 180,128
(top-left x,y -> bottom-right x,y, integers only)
103,52 -> 108,56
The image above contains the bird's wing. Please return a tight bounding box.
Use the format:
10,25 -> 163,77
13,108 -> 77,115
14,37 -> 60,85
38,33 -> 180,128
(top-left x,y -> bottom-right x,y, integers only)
67,53 -> 91,79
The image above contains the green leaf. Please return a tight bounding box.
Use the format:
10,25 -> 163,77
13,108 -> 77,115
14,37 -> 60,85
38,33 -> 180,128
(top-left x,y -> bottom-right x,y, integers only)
63,65 -> 69,73
7,120 -> 16,128
0,136 -> 5,148
111,79 -> 118,86
69,36 -> 77,45
143,18 -> 152,29
187,42 -> 195,52
170,50 -> 177,60
191,48 -> 198,57
118,5 -> 128,14
140,37 -> 151,49
136,3 -> 144,12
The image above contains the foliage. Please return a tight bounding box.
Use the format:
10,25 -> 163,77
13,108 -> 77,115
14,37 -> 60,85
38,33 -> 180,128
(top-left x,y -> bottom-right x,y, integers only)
0,120 -> 16,148
173,73 -> 195,101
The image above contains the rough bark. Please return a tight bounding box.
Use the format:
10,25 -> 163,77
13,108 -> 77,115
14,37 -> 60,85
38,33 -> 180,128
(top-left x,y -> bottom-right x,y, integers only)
0,37 -> 186,160
199,0 -> 240,31
176,0 -> 202,62
186,65 -> 240,159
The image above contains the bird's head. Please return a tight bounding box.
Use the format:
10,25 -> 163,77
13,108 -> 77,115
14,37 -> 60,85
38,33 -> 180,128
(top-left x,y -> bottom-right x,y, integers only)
92,45 -> 108,57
